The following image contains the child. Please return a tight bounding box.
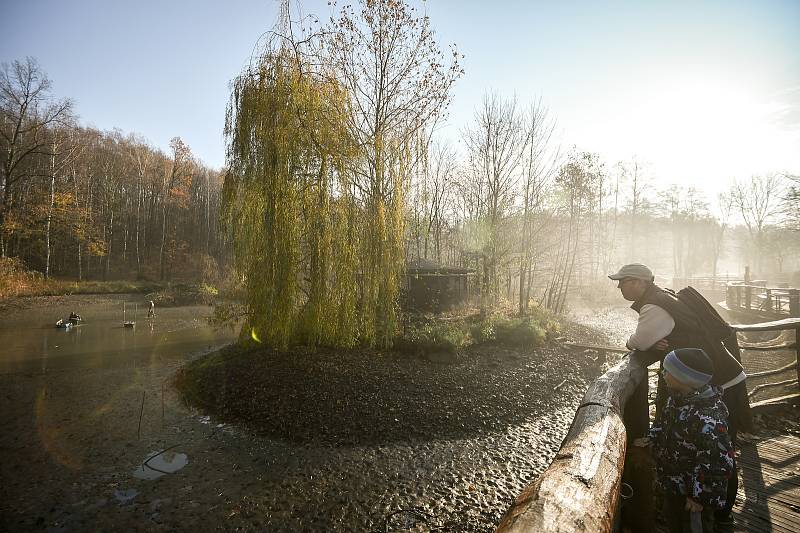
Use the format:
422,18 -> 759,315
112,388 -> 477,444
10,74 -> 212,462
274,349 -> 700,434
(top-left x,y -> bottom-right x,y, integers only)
646,347 -> 735,532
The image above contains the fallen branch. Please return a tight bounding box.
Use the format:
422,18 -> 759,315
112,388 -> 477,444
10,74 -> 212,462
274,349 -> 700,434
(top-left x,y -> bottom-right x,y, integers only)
137,390 -> 145,440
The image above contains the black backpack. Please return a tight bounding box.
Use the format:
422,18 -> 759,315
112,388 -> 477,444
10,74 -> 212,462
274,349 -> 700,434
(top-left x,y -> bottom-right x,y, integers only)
673,285 -> 744,363
675,286 -> 734,341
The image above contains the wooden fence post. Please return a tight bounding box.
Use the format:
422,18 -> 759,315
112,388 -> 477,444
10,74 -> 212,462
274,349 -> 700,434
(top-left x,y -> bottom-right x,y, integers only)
790,289 -> 800,389
745,285 -> 752,310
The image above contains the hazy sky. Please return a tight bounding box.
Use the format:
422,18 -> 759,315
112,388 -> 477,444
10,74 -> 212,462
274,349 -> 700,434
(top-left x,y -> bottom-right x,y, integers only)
2,0 -> 799,198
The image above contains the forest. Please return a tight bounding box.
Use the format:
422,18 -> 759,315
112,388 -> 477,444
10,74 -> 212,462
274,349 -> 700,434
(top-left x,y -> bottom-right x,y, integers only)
2,0 -> 799,348
0,57 -> 225,285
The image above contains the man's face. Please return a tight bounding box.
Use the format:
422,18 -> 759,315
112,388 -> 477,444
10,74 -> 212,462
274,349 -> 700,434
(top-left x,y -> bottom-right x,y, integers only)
617,277 -> 646,301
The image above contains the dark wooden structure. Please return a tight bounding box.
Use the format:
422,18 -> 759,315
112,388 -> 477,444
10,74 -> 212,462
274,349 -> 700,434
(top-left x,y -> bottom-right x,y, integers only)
405,259 -> 474,312
498,314 -> 800,533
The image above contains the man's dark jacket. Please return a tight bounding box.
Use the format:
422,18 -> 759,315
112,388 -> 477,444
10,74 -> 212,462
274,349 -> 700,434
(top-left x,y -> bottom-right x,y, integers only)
631,284 -> 743,385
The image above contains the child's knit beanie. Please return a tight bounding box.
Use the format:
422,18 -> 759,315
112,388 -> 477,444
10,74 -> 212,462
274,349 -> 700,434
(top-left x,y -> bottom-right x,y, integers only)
663,348 -> 714,389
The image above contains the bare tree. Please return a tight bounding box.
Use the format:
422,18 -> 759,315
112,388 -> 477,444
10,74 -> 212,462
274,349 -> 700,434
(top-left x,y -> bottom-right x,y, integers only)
544,152 -> 599,313
620,157 -> 651,262
407,139 -> 457,264
159,137 -> 194,280
783,173 -> 799,231
44,123 -> 80,278
518,98 -> 558,314
322,0 -> 463,199
321,0 -> 463,345
462,93 -> 530,314
709,192 -> 733,281
0,57 -> 73,255
731,174 -> 787,274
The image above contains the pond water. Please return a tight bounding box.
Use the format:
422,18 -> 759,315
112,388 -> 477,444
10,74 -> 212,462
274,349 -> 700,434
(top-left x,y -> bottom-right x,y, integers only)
132,450 -> 189,480
0,295 -> 237,374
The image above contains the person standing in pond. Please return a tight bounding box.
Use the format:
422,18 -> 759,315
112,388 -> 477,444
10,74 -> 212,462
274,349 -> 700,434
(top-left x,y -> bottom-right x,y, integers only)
609,263 -> 747,527
644,348 -> 735,533
147,300 -> 156,318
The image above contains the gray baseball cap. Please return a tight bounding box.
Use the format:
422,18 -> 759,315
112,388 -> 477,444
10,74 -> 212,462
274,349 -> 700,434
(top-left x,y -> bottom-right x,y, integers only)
608,263 -> 654,282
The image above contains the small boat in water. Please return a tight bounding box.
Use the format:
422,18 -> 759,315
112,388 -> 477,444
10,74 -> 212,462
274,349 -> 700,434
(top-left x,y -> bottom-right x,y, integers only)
55,319 -> 73,329
123,302 -> 136,328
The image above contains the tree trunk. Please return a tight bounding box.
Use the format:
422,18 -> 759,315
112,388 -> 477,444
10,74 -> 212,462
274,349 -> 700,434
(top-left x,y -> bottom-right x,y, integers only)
135,175 -> 141,276
105,209 -> 113,280
74,172 -> 82,281
518,256 -> 527,316
159,203 -> 168,280
45,148 -> 56,279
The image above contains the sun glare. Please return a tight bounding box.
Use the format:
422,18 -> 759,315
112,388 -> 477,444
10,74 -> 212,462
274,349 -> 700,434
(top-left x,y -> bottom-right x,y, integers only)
600,73 -> 799,192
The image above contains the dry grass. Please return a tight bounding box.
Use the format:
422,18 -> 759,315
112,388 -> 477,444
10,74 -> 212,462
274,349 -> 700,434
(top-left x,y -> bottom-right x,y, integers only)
0,257 -> 164,299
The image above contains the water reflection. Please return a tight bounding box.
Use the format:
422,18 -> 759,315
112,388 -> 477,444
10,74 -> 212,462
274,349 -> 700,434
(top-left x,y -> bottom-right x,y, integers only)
0,296 -> 236,374
133,450 -> 189,480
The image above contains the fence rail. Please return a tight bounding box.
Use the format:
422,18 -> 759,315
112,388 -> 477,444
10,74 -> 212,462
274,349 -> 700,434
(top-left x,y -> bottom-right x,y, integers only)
725,283 -> 799,317
498,316 -> 800,532
732,317 -> 800,400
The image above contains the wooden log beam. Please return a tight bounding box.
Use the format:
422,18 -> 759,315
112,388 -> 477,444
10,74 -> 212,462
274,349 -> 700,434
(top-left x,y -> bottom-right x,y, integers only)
564,342 -> 629,354
747,360 -> 799,378
732,317 -> 800,332
748,379 -> 798,398
740,343 -> 798,351
497,355 -> 647,533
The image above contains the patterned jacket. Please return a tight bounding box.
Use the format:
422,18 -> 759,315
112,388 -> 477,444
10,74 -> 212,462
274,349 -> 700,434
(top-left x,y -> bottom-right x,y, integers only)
648,384 -> 735,508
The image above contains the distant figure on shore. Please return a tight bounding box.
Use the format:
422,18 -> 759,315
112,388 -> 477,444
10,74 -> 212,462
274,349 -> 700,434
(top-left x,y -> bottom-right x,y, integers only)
147,300 -> 156,318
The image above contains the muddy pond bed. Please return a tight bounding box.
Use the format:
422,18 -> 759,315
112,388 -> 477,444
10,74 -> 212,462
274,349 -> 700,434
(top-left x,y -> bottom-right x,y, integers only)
1,294 -> 620,532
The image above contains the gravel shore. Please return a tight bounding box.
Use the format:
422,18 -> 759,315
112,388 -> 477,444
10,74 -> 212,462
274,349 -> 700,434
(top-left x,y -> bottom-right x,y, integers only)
2,301 -> 612,532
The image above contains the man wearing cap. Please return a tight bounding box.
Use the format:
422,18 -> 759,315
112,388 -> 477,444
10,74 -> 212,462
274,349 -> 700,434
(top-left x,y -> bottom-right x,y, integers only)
609,263 -> 747,526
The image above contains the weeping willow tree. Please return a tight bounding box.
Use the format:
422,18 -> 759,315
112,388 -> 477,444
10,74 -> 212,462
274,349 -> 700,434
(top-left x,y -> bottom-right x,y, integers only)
223,0 -> 461,350
223,39 -> 357,348
222,37 -> 408,349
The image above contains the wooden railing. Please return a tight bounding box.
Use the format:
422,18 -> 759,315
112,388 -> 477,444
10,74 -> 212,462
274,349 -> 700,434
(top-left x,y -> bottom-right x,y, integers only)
498,318 -> 800,533
732,317 -> 800,401
725,283 -> 799,317
496,355 -> 646,532
673,276 -> 742,292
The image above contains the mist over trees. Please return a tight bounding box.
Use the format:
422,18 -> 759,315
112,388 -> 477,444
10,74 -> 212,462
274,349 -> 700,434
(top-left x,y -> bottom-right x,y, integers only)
0,57 -> 225,282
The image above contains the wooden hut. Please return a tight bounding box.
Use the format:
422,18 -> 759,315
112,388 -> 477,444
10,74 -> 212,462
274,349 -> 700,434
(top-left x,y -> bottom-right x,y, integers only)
405,259 -> 475,312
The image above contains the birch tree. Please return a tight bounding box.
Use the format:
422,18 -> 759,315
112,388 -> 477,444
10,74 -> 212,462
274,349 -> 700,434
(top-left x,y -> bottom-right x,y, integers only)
0,57 -> 72,256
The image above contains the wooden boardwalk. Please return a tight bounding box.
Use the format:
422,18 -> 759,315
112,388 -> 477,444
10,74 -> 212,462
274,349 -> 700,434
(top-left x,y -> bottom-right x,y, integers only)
733,433 -> 800,532
653,432 -> 800,532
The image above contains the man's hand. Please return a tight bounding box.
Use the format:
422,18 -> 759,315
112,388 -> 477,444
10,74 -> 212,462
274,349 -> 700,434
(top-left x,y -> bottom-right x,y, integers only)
652,338 -> 669,351
632,437 -> 651,448
684,497 -> 703,512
